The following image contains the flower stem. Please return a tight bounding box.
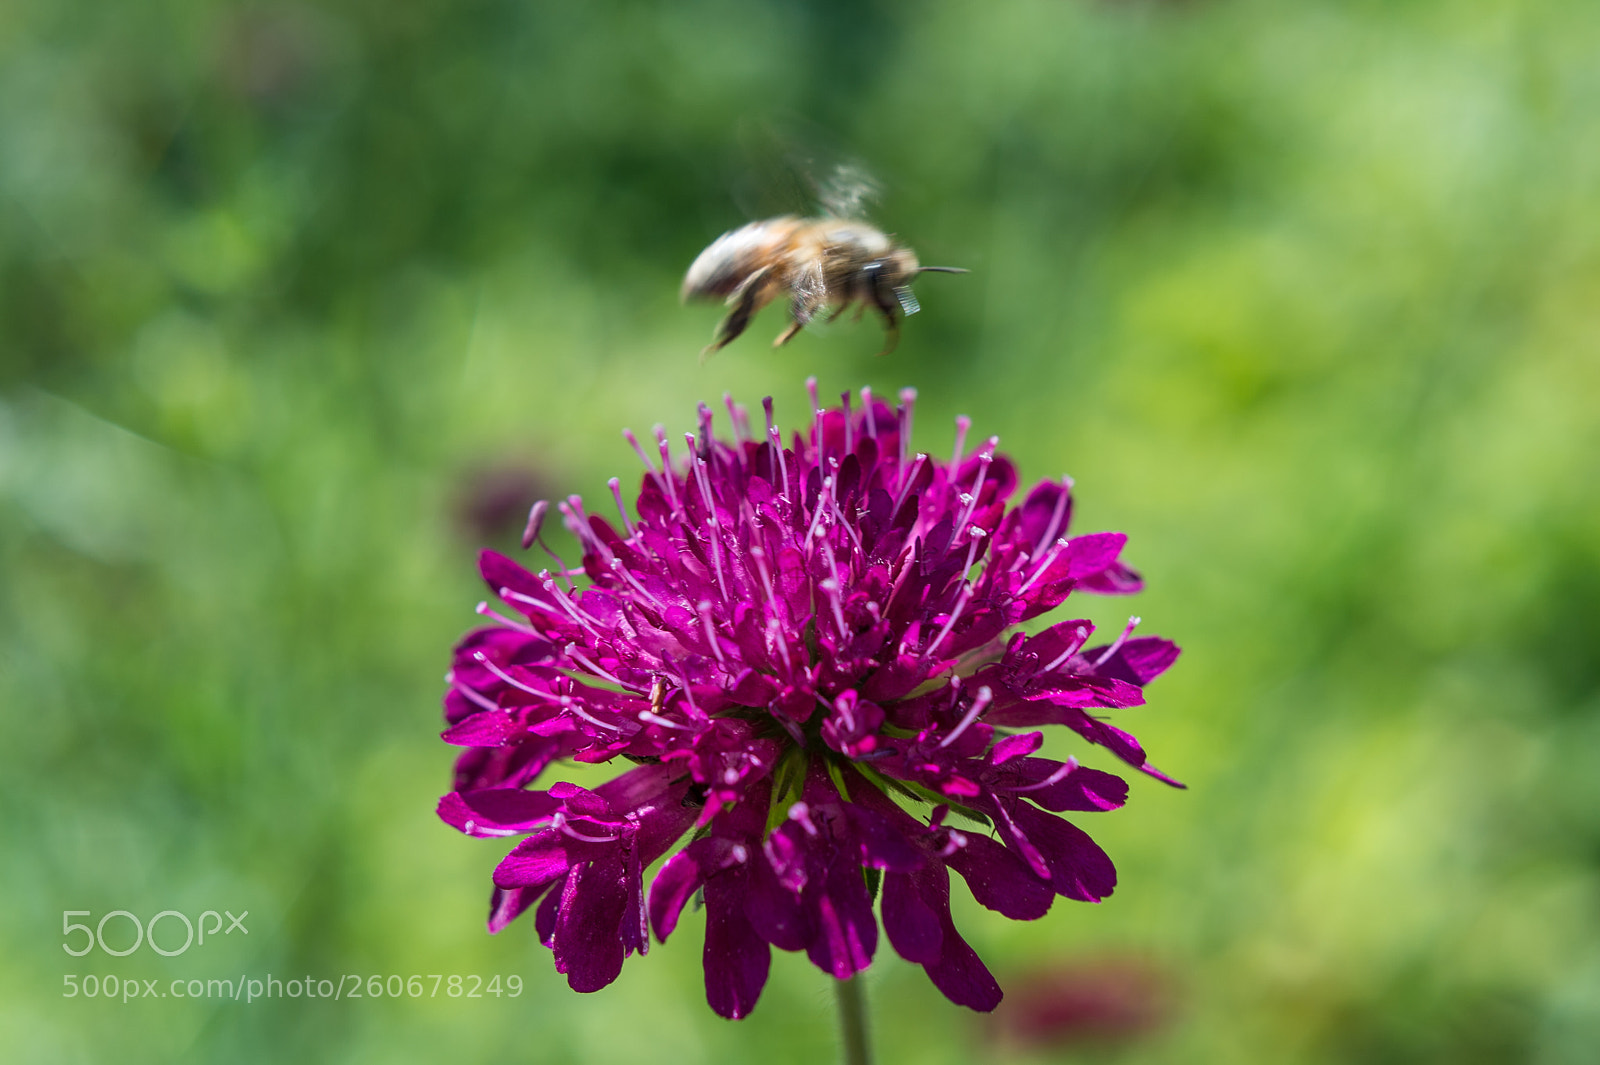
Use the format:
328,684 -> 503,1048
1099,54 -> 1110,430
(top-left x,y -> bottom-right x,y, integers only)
834,975 -> 872,1065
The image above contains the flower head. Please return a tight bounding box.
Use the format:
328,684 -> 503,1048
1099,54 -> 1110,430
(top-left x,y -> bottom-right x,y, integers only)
438,383 -> 1180,1017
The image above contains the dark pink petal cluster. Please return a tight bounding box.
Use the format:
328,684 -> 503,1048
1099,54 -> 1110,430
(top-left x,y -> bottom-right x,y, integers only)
437,384 -> 1180,1017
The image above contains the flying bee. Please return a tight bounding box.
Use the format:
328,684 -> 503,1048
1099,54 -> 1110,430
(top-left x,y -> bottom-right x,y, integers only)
681,204 -> 966,358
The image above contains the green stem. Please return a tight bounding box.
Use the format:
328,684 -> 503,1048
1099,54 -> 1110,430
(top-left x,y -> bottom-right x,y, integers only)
834,975 -> 872,1065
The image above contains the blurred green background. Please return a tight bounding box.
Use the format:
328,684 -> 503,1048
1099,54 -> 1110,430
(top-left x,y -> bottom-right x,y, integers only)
3,1 -> 1598,1062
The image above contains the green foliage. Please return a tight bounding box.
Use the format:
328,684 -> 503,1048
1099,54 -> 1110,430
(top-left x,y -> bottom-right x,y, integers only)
2,1 -> 1597,1062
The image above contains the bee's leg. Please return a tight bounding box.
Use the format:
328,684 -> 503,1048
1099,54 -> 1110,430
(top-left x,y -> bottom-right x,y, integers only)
824,299 -> 863,324
775,265 -> 825,347
776,296 -> 823,347
868,270 -> 901,357
873,314 -> 901,357
703,268 -> 770,358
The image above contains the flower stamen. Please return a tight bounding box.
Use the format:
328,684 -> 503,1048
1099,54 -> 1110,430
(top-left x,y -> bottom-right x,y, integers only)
1093,616 -> 1141,668
1010,757 -> 1081,792
897,387 -> 918,473
474,601 -> 539,635
1041,626 -> 1092,674
563,642 -> 628,689
950,414 -> 972,469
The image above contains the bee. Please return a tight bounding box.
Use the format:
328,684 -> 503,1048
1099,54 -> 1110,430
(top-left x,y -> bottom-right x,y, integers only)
682,213 -> 966,358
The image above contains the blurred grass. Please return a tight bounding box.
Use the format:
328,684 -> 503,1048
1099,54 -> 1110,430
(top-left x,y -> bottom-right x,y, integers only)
2,0 -> 1598,1062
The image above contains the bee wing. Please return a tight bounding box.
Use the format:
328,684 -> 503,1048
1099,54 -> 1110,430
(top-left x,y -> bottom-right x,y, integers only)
732,116 -> 827,220
817,161 -> 883,220
732,117 -> 883,220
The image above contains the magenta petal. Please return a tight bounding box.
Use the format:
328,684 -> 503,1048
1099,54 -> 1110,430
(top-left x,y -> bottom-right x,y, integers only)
1021,676 -> 1148,709
727,668 -> 782,706
441,710 -> 519,747
1097,636 -> 1180,685
881,870 -> 943,964
999,759 -> 1128,813
1026,532 -> 1125,584
606,769 -> 700,861
703,874 -> 772,1019
804,853 -> 878,979
552,860 -> 628,993
1036,764 -> 1128,813
989,798 -> 1052,881
438,788 -> 564,837
621,839 -> 650,958
548,780 -> 611,817
534,874 -> 564,946
449,625 -> 553,689
1078,559 -> 1143,594
649,843 -> 712,942
988,731 -> 1045,765
845,804 -> 926,873
452,735 -> 568,791
479,548 -> 543,601
487,881 -> 557,934
744,848 -> 810,951
984,700 -> 1151,768
1001,622 -> 1092,688
1138,761 -> 1187,789
1010,802 -> 1117,902
860,647 -> 932,702
1013,479 -> 1074,551
443,687 -> 484,727
1091,721 -> 1150,766
493,832 -> 575,889
1060,533 -> 1127,579
946,833 -> 1055,920
918,865 -> 1003,1012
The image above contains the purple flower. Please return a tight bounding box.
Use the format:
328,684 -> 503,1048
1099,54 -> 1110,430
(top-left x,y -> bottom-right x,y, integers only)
437,383 -> 1181,1018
